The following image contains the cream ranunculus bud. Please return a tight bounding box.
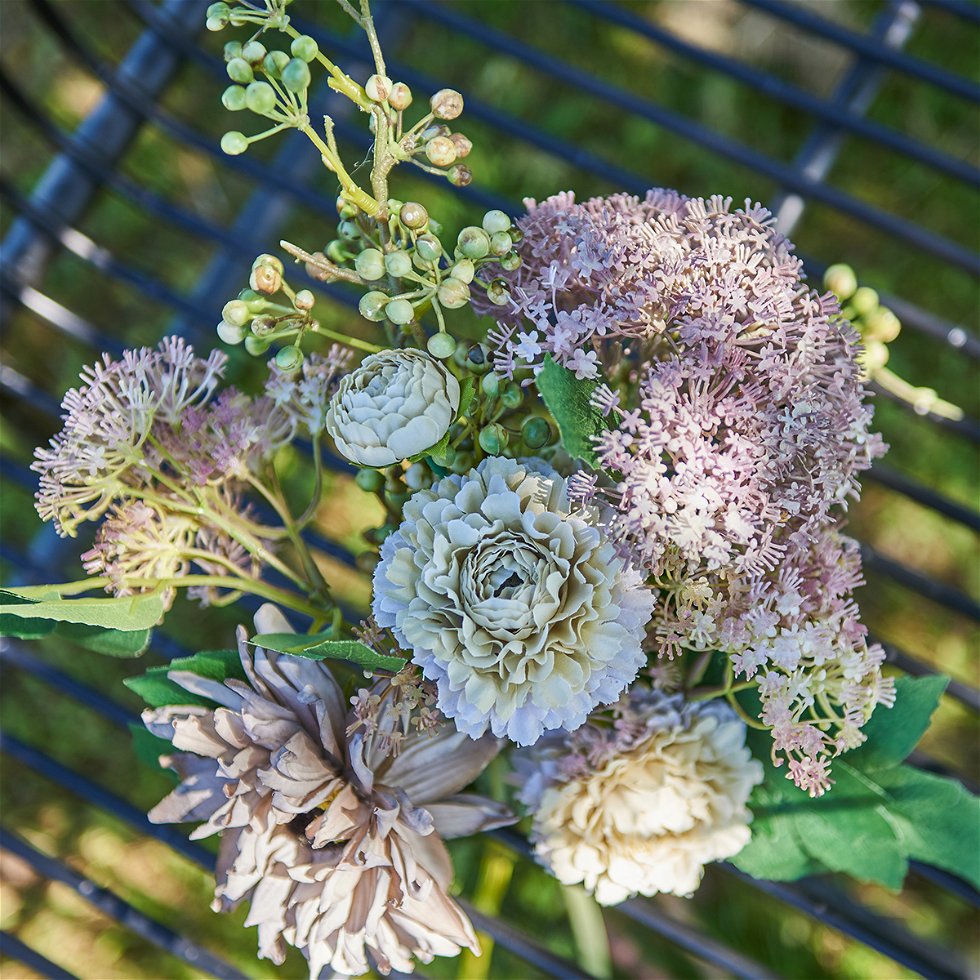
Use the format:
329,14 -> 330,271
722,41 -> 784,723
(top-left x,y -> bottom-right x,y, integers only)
372,457 -> 657,746
325,349 -> 460,467
515,690 -> 765,905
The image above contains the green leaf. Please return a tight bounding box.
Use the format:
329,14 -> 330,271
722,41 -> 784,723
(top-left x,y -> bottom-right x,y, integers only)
0,587 -> 165,631
0,592 -> 56,639
55,621 -> 151,658
124,649 -> 243,708
251,632 -> 407,672
535,356 -> 611,468
457,375 -> 476,420
732,675 -> 980,890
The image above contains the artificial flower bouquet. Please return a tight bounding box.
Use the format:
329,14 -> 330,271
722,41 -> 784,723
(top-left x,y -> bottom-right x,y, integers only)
4,1 -> 978,976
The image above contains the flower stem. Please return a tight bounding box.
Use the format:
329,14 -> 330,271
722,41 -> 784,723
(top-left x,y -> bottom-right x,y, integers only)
562,886 -> 612,979
457,841 -> 516,980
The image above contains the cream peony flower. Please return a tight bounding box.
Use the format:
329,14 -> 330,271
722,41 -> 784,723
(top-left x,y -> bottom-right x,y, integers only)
372,457 -> 656,746
143,606 -> 512,977
325,349 -> 460,467
516,689 -> 764,905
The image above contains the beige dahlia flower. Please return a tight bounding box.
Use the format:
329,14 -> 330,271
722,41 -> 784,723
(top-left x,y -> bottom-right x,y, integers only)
373,456 -> 656,746
143,606 -> 512,977
325,349 -> 460,467
516,689 -> 764,904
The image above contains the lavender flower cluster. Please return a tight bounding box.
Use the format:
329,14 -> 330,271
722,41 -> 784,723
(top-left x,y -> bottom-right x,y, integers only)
490,191 -> 890,794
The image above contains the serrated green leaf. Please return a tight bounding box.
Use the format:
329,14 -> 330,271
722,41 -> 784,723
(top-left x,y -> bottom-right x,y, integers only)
732,675 -> 979,891
251,632 -> 407,672
124,648 -> 243,708
535,356 -> 610,468
0,587 -> 165,631
55,621 -> 151,658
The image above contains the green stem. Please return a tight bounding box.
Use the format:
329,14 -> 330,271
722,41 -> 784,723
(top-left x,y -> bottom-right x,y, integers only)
562,886 -> 612,980
457,841 -> 516,980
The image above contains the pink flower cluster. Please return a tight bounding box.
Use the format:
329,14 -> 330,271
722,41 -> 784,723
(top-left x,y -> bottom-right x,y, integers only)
500,191 -> 889,793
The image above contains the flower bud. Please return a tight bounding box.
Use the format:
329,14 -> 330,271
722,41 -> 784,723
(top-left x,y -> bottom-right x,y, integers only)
326,240 -> 351,264
430,88 -> 464,120
500,251 -> 522,272
864,307 -> 901,343
216,320 -> 246,344
522,416 -> 552,449
824,263 -> 857,301
223,41 -> 242,62
252,253 -> 284,273
399,202 -> 428,230
384,250 -> 413,277
489,231 -> 512,256
241,41 -> 267,65
851,286 -> 879,317
245,81 -> 277,115
482,209 -> 511,234
457,227 -> 490,260
238,288 -> 267,312
487,278 -> 511,306
226,58 -> 253,84
501,382 -> 523,409
448,164 -> 472,187
275,345 -> 304,373
222,300 -> 250,327
294,289 -> 315,311
416,235 -> 442,263
386,299 -> 415,325
281,58 -> 311,94
290,34 -> 319,62
263,50 -> 289,78
480,372 -> 500,398
355,248 -> 386,281
449,133 -> 472,158
365,74 -> 393,102
862,339 -> 889,372
336,196 -> 358,219
466,343 -> 490,374
250,263 -> 282,294
437,277 -> 470,310
244,335 -> 269,356
221,85 -> 247,111
388,82 -> 413,110
221,131 -> 249,155
251,315 -> 276,337
425,136 -> 457,168
338,219 -> 359,240
206,13 -> 229,31
478,423 -> 508,455
450,259 -> 475,284
355,468 -> 386,493
427,332 -> 457,359
422,124 -> 451,142
359,290 -> 390,322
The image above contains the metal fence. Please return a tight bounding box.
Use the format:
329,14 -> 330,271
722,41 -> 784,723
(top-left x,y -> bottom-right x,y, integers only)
1,0 -> 977,976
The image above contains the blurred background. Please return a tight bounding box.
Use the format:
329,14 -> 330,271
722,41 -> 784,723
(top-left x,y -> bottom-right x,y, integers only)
0,0 -> 977,977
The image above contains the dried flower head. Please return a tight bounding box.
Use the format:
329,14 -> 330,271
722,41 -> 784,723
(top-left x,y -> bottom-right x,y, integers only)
143,607 -> 512,976
372,456 -> 656,745
516,689 -> 763,904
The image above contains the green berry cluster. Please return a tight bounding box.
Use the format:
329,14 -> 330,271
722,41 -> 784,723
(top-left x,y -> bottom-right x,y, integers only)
824,263 -> 901,373
205,0 -> 293,34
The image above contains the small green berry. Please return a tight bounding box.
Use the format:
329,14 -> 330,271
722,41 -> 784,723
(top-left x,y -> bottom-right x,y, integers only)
356,468 -> 386,492
451,259 -> 475,284
480,372 -> 500,398
223,41 -> 243,62
241,41 -> 267,65
437,277 -> 470,309
450,133 -> 472,158
245,81 -> 277,115
275,345 -> 304,373
384,250 -> 413,277
355,248 -> 386,281
489,231 -> 512,256
252,253 -> 283,273
500,251 -> 522,272
226,58 -> 253,84
250,315 -> 276,337
416,235 -> 442,263
238,288 -> 267,312
222,300 -> 250,327
290,34 -> 319,62
425,136 -> 457,168
220,131 -> 249,155
427,332 -> 457,359
326,240 -> 351,264
221,85 -> 247,111
466,343 -> 490,373
385,298 -> 415,325
478,423 -> 508,455
399,202 -> 428,229
216,320 -> 245,345
359,290 -> 390,321
430,88 -> 464,120
486,278 -> 511,306
263,50 -> 289,78
388,82 -> 413,110
365,74 -> 393,102
294,289 -> 315,311
501,382 -> 522,409
244,335 -> 269,356
482,209 -> 511,234
852,286 -> 879,317
864,307 -> 901,343
281,58 -> 311,94
457,226 -> 490,260
522,416 -> 552,449
250,262 -> 282,294
448,164 -> 472,187
824,263 -> 858,301
338,219 -> 359,240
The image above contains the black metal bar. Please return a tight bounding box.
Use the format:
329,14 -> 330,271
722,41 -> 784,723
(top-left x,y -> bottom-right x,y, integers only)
865,464 -> 980,532
0,826 -> 244,979
740,0 -> 980,104
0,931 -> 77,980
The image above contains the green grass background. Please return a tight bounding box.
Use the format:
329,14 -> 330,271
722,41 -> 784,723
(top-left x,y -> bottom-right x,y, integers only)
0,0 -> 977,977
